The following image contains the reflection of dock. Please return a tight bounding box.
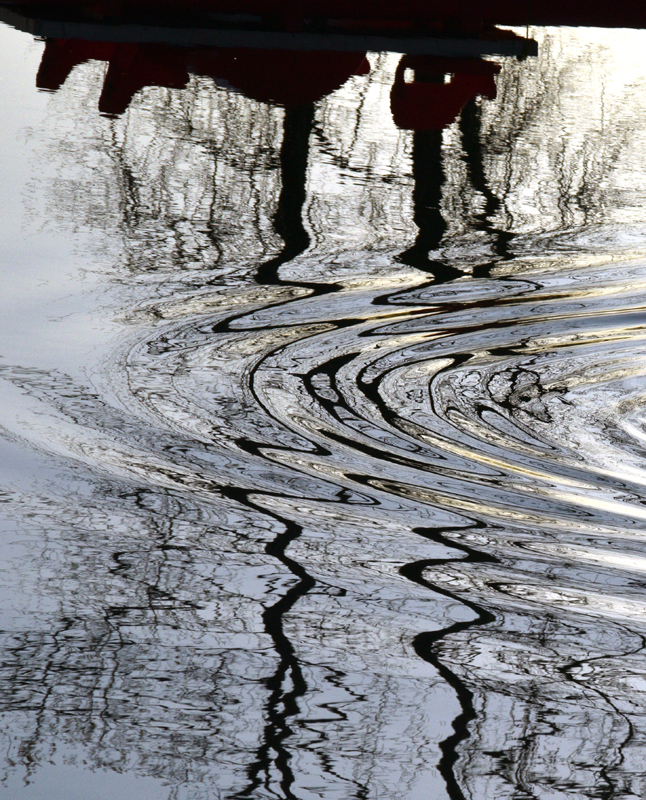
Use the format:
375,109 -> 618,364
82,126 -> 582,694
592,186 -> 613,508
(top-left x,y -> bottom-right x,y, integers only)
3,0 -> 646,29
0,1 -> 529,116
0,5 -> 535,57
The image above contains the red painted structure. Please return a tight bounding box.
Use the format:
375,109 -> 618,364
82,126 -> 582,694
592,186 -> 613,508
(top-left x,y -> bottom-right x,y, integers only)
3,0 -> 646,126
36,40 -> 370,113
391,56 -> 500,130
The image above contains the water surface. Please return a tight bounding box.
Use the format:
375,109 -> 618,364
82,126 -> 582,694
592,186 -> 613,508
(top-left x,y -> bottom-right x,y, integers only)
2,22 -> 646,800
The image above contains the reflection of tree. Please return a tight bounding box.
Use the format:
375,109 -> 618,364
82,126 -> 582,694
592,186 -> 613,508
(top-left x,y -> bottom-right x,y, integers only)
458,98 -> 515,278
34,74 -> 287,283
452,32 -> 637,261
436,557 -> 646,799
0,354 -> 452,798
0,484 -> 281,796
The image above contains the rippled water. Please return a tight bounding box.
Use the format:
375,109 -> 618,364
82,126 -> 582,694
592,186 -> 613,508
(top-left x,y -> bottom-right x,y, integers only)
4,21 -> 646,800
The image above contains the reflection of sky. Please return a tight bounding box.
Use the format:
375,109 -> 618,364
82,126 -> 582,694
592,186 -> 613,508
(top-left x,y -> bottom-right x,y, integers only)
0,28 -> 112,375
1,754 -> 168,800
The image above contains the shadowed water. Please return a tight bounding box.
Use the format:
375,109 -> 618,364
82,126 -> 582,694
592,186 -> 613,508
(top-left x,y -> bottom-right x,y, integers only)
2,21 -> 646,800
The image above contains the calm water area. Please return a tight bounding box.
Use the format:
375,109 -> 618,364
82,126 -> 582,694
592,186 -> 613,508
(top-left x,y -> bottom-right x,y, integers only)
3,19 -> 646,800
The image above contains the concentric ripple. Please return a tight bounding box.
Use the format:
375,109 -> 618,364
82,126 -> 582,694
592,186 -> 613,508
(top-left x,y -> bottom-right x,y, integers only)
81,257 -> 646,799
5,257 -> 646,798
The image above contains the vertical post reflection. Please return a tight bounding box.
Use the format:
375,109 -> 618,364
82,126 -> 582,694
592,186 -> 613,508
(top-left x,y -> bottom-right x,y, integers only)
231,505 -> 314,800
398,130 -> 463,283
256,103 -> 315,287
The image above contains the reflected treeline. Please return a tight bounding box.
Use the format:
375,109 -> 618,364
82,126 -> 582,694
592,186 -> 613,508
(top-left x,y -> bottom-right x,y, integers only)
5,18 -> 646,800
30,30 -> 644,286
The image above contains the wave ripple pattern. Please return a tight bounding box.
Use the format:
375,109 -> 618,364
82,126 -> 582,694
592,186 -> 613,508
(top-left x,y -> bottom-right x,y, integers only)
2,26 -> 646,800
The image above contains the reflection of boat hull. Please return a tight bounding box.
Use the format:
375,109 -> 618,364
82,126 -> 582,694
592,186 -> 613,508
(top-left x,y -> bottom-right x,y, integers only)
2,0 -> 646,30
35,39 -> 370,112
0,5 -> 534,57
391,56 -> 499,131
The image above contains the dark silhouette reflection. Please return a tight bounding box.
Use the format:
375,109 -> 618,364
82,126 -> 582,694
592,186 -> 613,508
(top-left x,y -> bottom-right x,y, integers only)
220,490 -> 317,800
392,56 -> 500,282
401,524 -> 497,800
396,130 -> 461,282
255,103 -> 318,288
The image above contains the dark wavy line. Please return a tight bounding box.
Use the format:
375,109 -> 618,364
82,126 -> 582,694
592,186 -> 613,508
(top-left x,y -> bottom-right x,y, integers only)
401,524 -> 497,800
